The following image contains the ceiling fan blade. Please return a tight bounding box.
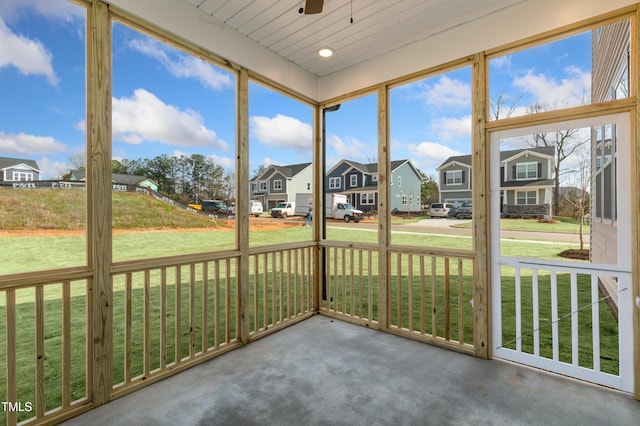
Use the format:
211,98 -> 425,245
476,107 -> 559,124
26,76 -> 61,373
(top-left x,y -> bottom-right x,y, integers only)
304,0 -> 324,14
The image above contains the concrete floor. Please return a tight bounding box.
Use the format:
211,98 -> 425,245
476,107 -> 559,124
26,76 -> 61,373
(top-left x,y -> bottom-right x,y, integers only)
63,315 -> 640,426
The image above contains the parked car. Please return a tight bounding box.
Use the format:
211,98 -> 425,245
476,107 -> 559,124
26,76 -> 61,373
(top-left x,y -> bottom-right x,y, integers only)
429,203 -> 455,218
201,199 -> 229,214
249,200 -> 264,217
455,202 -> 472,219
271,201 -> 295,218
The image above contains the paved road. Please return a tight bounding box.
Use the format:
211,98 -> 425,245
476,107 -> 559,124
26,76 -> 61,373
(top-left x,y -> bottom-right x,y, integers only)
326,217 -> 586,245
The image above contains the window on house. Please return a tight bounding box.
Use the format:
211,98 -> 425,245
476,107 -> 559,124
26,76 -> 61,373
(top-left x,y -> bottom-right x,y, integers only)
13,172 -> 34,181
307,182 -> 311,191
372,174 -> 378,182
329,177 -> 341,189
409,195 -> 413,205
446,170 -> 462,185
361,193 -> 375,205
273,179 -> 282,190
397,175 -> 402,187
516,190 -> 537,205
516,162 -> 538,180
402,195 -> 408,205
259,181 -> 267,191
350,175 -> 358,187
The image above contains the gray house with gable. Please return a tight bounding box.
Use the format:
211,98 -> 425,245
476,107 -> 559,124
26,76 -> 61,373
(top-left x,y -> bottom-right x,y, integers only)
0,157 -> 42,182
249,162 -> 312,210
438,146 -> 555,217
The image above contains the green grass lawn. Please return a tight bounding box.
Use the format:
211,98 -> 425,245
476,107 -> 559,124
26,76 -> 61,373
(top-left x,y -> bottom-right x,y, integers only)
0,201 -> 618,423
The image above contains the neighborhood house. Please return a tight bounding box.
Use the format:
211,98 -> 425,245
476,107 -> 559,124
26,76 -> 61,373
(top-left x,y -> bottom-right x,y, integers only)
438,146 -> 555,217
0,157 -> 41,182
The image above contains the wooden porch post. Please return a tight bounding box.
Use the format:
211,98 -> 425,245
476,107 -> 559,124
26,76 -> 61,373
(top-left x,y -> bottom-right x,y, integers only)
313,104 -> 322,312
88,0 -> 113,406
632,4 -> 640,402
237,68 -> 250,344
377,85 -> 390,331
472,52 -> 491,359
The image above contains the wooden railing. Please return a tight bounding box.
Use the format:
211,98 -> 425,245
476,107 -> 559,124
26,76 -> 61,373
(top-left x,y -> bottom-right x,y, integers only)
110,252 -> 242,398
320,242 -> 379,327
388,247 -> 475,352
1,242 -> 475,425
320,242 -> 475,353
0,243 -> 316,425
248,244 -> 315,339
0,269 -> 92,426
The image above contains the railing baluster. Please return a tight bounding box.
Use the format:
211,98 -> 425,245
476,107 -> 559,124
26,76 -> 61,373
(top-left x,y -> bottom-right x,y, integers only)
397,252 -> 402,328
6,289 -> 17,426
341,248 -> 346,315
35,285 -> 45,418
515,266 -> 521,352
368,250 -> 373,321
263,254 -> 268,330
408,254 -> 414,331
175,266 -> 182,363
551,270 -> 559,362
591,275 -> 601,372
202,262 -> 209,352
570,272 -> 579,366
144,270 -> 151,374
189,264 -> 196,358
214,261 -> 220,349
444,258 -> 450,341
125,273 -> 133,379
532,268 -> 539,357
457,259 -> 464,344
431,256 -> 437,337
225,258 -> 231,343
350,248 -> 355,317
160,268 -> 167,370
420,256 -> 426,335
358,249 -> 363,319
62,280 -> 71,408
294,248 -> 299,317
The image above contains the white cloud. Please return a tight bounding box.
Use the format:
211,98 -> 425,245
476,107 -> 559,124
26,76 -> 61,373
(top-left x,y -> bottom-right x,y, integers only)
513,66 -> 591,108
0,0 -> 85,23
326,134 -> 371,161
208,154 -> 234,169
491,55 -> 511,71
406,141 -> 463,171
0,18 -> 58,85
0,131 -> 67,155
250,114 -> 312,153
432,115 -> 472,142
37,156 -> 71,179
128,38 -> 232,91
417,75 -> 471,109
112,89 -> 228,150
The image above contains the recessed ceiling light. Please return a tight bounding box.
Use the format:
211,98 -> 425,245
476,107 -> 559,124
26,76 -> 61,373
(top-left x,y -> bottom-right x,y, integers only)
318,47 -> 334,58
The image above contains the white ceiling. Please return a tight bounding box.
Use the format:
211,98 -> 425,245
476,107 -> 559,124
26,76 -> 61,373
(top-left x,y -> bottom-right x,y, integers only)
109,0 -> 637,100
180,0 -> 527,78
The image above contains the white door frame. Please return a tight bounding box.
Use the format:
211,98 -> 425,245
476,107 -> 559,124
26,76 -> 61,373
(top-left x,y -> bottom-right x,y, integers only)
490,112 -> 633,392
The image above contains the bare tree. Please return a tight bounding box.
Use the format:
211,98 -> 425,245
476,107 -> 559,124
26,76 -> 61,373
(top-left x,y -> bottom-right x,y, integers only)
527,103 -> 589,216
562,149 -> 590,250
490,92 -> 522,120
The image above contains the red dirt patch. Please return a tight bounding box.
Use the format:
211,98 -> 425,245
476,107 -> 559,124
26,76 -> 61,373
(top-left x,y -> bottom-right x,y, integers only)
0,217 -> 301,237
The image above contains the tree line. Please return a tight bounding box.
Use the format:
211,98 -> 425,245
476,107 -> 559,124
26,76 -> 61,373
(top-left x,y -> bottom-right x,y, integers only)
68,153 -> 235,206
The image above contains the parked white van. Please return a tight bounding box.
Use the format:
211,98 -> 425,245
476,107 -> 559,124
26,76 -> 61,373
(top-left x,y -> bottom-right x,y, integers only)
249,200 -> 263,217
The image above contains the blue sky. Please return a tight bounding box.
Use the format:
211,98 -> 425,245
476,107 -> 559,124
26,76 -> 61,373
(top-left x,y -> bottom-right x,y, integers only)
0,0 -> 593,181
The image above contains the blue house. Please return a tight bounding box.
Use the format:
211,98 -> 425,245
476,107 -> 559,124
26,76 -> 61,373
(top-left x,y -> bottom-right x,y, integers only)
325,159 -> 422,213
